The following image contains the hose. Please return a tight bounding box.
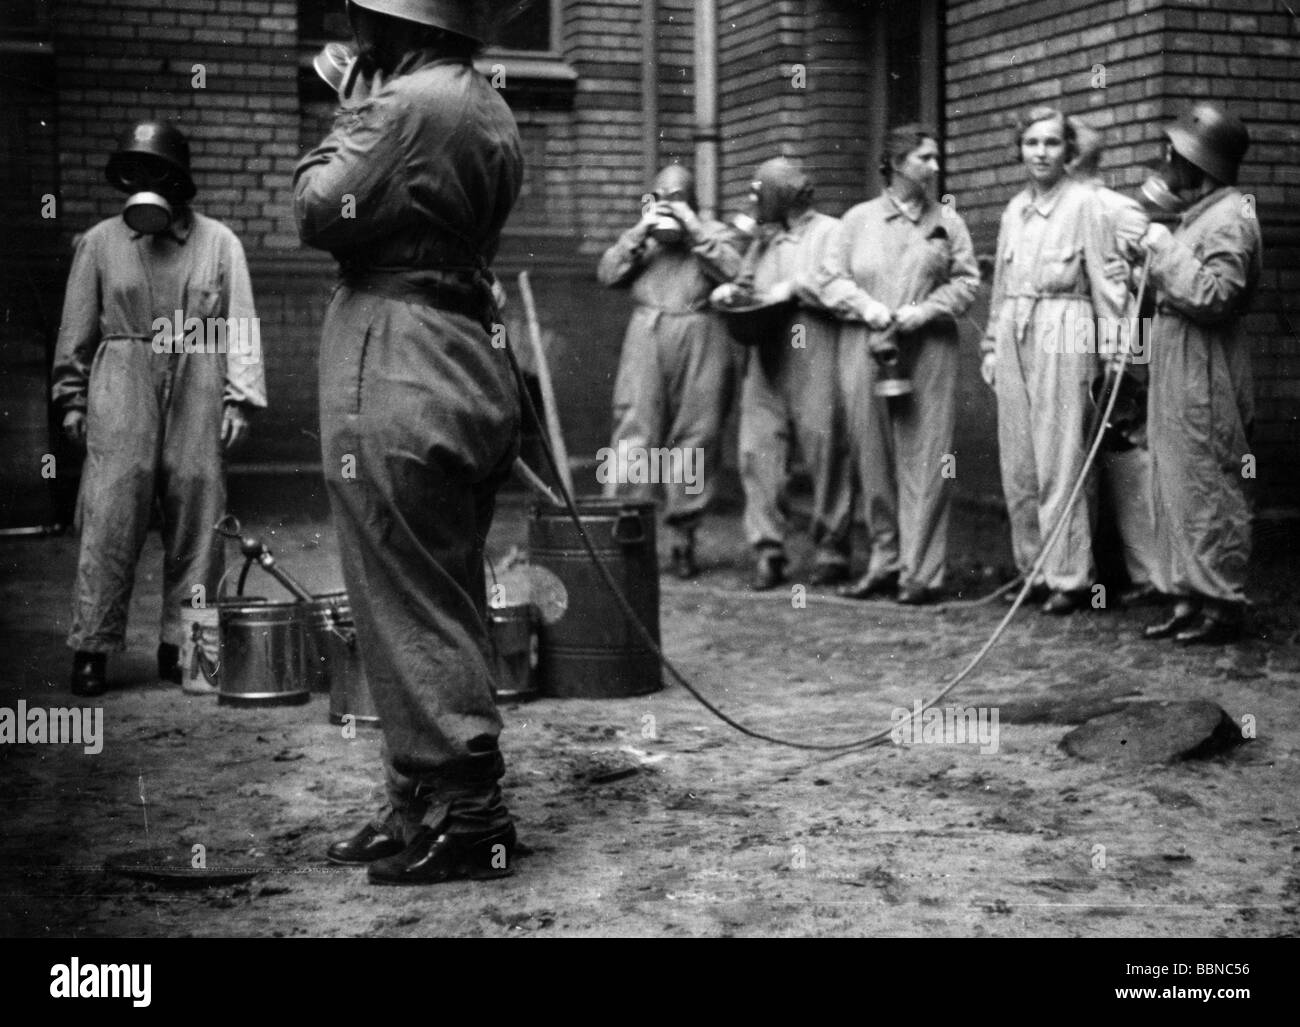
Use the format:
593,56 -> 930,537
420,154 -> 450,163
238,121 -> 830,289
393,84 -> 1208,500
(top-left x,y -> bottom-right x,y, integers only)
512,251 -> 1150,751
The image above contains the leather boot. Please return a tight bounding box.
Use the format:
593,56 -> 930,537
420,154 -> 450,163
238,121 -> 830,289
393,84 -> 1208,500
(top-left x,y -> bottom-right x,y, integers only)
837,570 -> 899,600
1175,600 -> 1244,645
1143,598 -> 1200,640
326,822 -> 407,865
71,651 -> 108,698
750,550 -> 787,591
668,543 -> 697,580
158,643 -> 182,686
368,822 -> 517,886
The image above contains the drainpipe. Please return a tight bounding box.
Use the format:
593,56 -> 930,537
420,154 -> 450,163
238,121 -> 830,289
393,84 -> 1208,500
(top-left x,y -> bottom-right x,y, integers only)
693,0 -> 719,219
643,0 -> 659,184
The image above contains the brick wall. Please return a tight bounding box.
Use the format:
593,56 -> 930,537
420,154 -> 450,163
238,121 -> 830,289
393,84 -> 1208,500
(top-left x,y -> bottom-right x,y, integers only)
945,0 -> 1300,509
52,0 -> 301,252
21,0 -> 1298,509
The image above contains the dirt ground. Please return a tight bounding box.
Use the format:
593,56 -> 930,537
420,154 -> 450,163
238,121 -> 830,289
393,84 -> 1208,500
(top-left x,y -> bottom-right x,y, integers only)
2,488 -> 1298,938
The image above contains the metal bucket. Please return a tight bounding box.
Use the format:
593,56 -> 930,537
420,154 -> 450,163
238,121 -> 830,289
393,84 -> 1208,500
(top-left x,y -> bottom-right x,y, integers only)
489,603 -> 539,702
319,599 -> 378,728
528,499 -> 662,698
216,598 -> 310,707
303,591 -> 348,693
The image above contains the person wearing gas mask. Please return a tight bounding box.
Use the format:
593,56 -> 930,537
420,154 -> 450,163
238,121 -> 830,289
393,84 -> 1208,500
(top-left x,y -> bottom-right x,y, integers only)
816,125 -> 980,604
980,107 -> 1130,615
52,121 -> 265,697
1068,122 -> 1161,608
709,158 -> 852,590
295,0 -> 524,886
598,164 -> 744,579
1119,103 -> 1260,645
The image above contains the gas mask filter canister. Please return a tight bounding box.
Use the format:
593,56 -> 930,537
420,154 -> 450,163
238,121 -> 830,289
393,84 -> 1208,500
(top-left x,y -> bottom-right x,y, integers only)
122,191 -> 174,235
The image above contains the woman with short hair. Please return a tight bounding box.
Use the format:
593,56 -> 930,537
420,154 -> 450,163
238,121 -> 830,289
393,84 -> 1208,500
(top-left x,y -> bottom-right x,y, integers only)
817,124 -> 980,604
981,106 -> 1130,614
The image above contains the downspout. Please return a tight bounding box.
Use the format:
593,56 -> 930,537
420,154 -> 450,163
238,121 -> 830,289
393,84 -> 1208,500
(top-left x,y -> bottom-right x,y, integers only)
693,0 -> 719,219
643,0 -> 659,183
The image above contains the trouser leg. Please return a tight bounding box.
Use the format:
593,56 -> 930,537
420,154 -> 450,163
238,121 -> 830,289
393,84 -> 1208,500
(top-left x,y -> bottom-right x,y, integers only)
796,322 -> 851,568
321,292 -> 518,832
158,349 -> 227,647
67,340 -> 160,653
607,310 -> 665,505
739,345 -> 792,555
893,335 -> 957,591
662,315 -> 735,542
852,337 -> 901,579
1024,319 -> 1096,592
995,334 -> 1045,584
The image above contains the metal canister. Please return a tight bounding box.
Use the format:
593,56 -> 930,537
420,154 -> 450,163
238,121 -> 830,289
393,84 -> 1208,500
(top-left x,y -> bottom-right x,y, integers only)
528,499 -> 663,698
216,598 -> 310,707
303,591 -> 349,693
324,608 -> 379,728
488,603 -> 539,702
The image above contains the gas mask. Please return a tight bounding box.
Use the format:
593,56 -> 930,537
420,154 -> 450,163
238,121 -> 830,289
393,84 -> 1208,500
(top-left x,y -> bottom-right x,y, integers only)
105,122 -> 197,236
116,164 -> 184,235
646,165 -> 698,245
1140,145 -> 1193,215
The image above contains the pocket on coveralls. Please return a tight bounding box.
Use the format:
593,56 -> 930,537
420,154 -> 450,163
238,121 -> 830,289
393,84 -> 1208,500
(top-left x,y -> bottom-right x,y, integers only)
184,283 -> 223,320
1037,246 -> 1083,292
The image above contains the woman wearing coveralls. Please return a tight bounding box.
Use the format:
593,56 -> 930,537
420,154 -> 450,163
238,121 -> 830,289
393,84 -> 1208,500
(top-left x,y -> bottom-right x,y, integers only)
713,157 -> 854,591
598,165 -> 744,580
817,125 -> 980,605
53,121 -> 265,697
980,107 -> 1131,615
1124,103 -> 1260,645
294,0 -> 524,886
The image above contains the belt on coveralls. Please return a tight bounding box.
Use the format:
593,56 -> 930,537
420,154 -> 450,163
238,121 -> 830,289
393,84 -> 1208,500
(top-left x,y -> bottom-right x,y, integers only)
339,270 -> 496,332
1005,290 -> 1092,345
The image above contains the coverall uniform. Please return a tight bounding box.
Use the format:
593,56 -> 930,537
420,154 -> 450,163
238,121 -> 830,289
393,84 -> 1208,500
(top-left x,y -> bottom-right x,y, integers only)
52,210 -> 265,653
818,193 -> 980,593
982,177 -> 1129,593
740,209 -> 853,573
294,49 -> 523,838
1143,186 -> 1261,605
598,216 -> 742,549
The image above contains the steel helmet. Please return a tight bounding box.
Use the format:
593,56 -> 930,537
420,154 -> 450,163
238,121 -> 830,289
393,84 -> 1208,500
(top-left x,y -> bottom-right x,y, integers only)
1165,103 -> 1250,186
105,121 -> 196,202
346,0 -> 495,42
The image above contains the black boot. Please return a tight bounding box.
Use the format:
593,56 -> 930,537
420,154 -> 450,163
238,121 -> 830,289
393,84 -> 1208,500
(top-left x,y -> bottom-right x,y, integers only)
1174,600 -> 1244,645
368,822 -> 517,886
326,823 -> 407,865
71,651 -> 108,697
158,643 -> 182,685
750,550 -> 787,591
669,543 -> 698,580
837,570 -> 899,600
1143,598 -> 1200,640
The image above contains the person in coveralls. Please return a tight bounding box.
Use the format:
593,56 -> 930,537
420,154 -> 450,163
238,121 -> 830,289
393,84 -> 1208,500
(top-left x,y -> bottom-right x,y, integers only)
712,157 -> 854,591
54,121 -> 266,697
295,0 -> 525,885
597,164 -> 744,579
1123,103 -> 1261,645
